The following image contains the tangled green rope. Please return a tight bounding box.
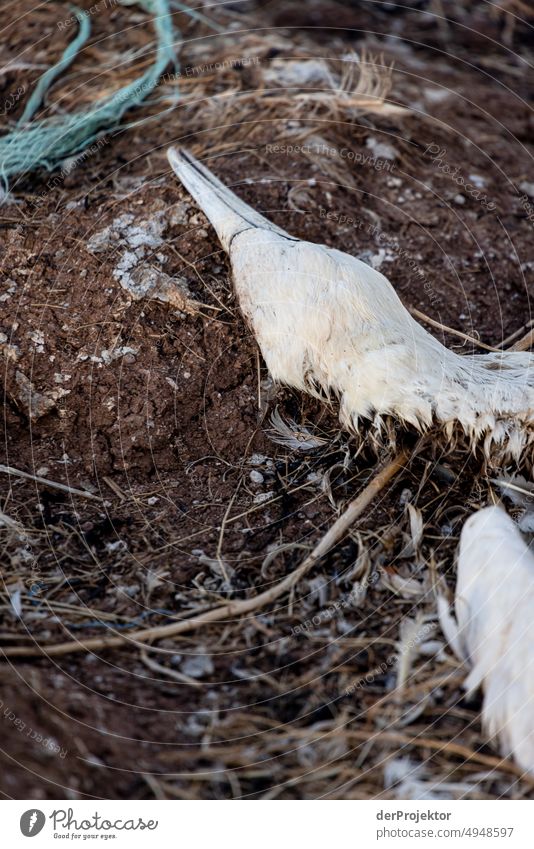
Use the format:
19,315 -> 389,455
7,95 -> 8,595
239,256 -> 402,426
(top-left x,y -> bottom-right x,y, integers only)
0,0 -> 180,189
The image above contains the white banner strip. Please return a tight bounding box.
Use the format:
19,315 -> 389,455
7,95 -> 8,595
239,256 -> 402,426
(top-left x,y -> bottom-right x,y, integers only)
3,799 -> 533,848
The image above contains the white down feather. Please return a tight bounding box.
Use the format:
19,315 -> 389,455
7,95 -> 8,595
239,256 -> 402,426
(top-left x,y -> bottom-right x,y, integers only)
453,506 -> 534,774
168,148 -> 534,462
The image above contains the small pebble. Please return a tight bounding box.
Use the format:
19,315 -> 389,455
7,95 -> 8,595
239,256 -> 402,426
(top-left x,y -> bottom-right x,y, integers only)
181,653 -> 214,678
254,491 -> 273,504
249,453 -> 267,466
519,180 -> 534,198
468,173 -> 486,189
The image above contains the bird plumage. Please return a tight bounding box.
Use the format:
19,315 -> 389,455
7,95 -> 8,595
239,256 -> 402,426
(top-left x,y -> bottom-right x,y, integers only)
168,148 -> 534,463
442,506 -> 534,774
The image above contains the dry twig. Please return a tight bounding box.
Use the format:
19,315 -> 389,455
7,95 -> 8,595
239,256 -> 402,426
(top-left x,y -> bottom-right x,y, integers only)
0,464 -> 101,502
0,451 -> 408,658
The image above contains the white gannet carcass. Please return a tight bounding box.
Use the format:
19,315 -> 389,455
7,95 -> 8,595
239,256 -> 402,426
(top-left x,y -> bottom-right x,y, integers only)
168,148 -> 534,465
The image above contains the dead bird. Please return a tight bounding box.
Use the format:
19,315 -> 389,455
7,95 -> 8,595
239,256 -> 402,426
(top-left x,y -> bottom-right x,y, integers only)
168,149 -> 534,775
168,148 -> 534,465
440,505 -> 534,775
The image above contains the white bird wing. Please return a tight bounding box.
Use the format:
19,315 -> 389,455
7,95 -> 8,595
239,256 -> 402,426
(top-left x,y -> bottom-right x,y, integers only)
456,506 -> 534,774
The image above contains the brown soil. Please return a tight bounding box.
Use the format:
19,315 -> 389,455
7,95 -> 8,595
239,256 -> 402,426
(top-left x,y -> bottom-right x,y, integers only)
1,0 -> 534,799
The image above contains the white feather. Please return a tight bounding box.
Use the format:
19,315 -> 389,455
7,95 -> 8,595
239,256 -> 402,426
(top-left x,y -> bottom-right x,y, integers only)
167,148 -> 534,462
454,506 -> 534,774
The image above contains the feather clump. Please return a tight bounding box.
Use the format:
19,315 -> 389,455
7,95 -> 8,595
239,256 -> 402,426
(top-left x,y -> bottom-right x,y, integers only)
440,506 -> 534,774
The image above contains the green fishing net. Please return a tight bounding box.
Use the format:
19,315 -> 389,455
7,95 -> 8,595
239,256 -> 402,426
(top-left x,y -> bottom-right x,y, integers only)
0,0 -> 181,189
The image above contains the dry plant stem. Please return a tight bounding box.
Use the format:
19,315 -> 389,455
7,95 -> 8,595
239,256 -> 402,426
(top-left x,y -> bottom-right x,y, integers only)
0,511 -> 25,532
0,450 -> 409,658
409,308 -> 501,353
511,328 -> 534,352
0,464 -> 101,501
501,319 -> 534,349
344,729 -> 532,782
102,475 -> 127,501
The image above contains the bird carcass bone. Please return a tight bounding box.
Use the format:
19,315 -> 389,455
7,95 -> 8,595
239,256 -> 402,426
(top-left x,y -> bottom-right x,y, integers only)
168,148 -> 534,465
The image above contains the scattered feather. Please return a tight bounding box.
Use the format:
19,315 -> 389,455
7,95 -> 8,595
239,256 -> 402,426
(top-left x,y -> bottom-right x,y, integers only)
266,408 -> 328,451
444,506 -> 534,775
